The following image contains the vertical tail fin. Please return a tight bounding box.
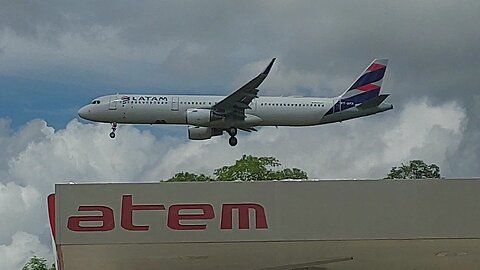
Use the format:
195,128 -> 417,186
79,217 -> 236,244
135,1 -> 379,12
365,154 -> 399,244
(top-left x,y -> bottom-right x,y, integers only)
325,59 -> 388,116
340,59 -> 388,104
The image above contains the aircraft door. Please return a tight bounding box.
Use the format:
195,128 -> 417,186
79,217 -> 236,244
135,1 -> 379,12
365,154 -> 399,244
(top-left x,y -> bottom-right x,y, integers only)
171,96 -> 179,111
109,95 -> 118,110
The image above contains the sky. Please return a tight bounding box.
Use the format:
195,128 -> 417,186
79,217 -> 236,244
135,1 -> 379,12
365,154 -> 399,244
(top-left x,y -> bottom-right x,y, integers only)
0,1 -> 479,269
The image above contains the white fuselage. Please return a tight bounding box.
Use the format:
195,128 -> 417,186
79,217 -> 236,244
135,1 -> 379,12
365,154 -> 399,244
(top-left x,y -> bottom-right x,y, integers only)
78,94 -> 393,128
77,58 -> 392,145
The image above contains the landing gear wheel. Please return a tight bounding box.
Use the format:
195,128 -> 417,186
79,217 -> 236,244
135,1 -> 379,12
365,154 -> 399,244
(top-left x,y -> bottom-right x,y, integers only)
109,122 -> 117,139
228,136 -> 238,147
227,127 -> 238,137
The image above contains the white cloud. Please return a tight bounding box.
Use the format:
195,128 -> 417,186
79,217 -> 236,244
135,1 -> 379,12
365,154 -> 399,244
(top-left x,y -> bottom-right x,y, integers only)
8,120 -> 167,187
0,183 -> 41,244
0,119 -> 52,182
0,232 -> 51,270
382,100 -> 466,167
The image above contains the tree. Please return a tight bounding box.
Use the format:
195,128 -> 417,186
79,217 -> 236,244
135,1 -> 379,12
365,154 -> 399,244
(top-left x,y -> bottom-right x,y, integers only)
166,172 -> 214,182
165,155 -> 308,182
385,160 -> 441,179
214,155 -> 308,181
22,257 -> 55,270
269,168 -> 308,180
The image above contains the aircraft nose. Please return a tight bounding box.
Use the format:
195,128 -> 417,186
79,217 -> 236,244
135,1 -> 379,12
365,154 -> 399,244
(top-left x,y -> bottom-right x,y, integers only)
78,106 -> 90,119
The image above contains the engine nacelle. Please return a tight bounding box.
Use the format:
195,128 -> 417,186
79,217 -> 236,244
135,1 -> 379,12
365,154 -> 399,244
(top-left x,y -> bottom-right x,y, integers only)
186,109 -> 223,126
188,126 -> 223,140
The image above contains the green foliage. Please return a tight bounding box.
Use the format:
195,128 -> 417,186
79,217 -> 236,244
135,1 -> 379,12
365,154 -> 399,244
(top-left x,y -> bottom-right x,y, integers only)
22,257 -> 55,270
166,172 -> 213,182
214,155 -> 307,181
165,155 -> 308,182
269,168 -> 308,180
385,160 -> 441,179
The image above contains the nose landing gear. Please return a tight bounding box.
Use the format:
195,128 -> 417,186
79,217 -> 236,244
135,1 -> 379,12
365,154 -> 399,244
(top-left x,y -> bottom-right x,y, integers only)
227,127 -> 238,146
109,122 -> 117,139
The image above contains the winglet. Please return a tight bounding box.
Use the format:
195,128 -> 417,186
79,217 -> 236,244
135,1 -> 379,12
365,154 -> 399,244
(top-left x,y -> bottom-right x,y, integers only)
261,58 -> 276,75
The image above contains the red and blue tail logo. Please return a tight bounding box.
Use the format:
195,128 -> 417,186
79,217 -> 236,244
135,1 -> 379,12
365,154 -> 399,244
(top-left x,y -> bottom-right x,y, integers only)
344,59 -> 387,103
326,59 -> 388,115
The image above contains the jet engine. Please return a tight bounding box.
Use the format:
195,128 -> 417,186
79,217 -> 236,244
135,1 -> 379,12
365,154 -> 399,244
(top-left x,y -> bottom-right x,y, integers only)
188,126 -> 223,140
186,109 -> 223,126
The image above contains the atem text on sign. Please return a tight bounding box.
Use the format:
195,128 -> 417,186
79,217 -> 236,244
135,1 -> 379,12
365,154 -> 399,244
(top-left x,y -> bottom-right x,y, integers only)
67,195 -> 268,232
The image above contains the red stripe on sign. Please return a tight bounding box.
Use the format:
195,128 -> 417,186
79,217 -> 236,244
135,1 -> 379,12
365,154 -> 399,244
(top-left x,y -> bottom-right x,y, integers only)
47,194 -> 56,241
357,84 -> 380,92
367,63 -> 385,72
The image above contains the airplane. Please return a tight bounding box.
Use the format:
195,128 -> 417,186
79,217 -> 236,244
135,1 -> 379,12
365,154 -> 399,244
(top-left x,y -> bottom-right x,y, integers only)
78,58 -> 393,146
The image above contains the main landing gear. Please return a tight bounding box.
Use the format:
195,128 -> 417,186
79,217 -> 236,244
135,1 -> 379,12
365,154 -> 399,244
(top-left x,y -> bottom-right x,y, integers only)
109,122 -> 117,139
227,127 -> 238,146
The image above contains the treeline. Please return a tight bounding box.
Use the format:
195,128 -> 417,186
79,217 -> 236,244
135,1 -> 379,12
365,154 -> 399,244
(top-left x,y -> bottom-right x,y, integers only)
166,155 -> 308,182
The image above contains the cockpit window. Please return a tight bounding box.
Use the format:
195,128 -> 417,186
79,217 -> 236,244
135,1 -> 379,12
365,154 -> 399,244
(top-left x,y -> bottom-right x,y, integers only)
91,100 -> 100,104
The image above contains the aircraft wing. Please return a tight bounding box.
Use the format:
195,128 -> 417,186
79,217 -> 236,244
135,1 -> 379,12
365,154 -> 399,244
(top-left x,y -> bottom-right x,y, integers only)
212,58 -> 275,119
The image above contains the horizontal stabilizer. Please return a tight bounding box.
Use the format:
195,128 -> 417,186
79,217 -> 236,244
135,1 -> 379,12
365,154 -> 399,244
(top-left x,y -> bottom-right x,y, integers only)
357,94 -> 390,109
